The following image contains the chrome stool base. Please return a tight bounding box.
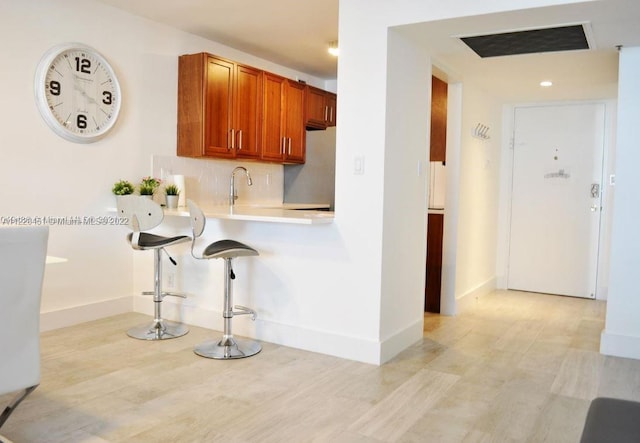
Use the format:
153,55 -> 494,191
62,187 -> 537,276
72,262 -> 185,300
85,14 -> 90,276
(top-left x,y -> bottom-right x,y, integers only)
127,319 -> 189,340
194,336 -> 261,359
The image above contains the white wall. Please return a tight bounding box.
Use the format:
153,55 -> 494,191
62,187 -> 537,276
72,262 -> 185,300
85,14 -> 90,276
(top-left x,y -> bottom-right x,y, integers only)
378,29 -> 431,359
452,84 -> 503,311
601,46 -> 640,360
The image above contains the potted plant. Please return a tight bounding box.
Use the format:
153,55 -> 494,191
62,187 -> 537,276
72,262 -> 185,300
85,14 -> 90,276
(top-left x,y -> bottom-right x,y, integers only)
139,176 -> 161,198
112,179 -> 135,196
164,184 -> 180,209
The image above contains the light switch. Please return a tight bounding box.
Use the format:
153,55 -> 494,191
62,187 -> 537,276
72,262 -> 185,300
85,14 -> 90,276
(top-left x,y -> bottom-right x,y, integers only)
354,156 -> 365,175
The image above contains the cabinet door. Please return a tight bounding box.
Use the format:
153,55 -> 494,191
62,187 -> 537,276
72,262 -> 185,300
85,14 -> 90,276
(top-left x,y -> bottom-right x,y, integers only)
305,86 -> 328,129
326,92 -> 337,127
283,80 -> 306,163
425,213 -> 444,313
234,64 -> 262,159
204,56 -> 234,158
305,87 -> 337,129
261,73 -> 285,162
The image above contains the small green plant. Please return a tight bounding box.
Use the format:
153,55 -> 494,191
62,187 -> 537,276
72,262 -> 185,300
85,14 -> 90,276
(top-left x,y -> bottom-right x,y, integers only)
112,180 -> 135,196
139,184 -> 155,195
139,176 -> 161,195
164,184 -> 180,196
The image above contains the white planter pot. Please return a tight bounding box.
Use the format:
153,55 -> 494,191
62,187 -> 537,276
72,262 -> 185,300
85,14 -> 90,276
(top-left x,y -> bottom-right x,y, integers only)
166,195 -> 179,209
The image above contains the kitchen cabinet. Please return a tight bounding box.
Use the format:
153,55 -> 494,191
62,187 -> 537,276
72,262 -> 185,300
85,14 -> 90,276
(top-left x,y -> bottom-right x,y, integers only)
177,53 -> 262,159
430,76 -> 447,162
306,86 -> 337,129
262,72 -> 306,163
425,213 -> 444,313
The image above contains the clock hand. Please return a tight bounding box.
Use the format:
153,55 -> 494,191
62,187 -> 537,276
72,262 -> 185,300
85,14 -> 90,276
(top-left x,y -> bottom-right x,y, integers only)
74,76 -> 98,106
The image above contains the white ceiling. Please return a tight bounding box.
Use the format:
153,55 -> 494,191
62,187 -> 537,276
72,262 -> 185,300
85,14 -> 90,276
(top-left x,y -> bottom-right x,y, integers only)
96,0 -> 339,79
97,0 -> 640,101
399,0 -> 640,102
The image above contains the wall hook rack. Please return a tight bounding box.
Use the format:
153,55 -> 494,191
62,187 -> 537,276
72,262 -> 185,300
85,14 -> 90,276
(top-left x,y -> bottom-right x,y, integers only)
472,123 -> 490,140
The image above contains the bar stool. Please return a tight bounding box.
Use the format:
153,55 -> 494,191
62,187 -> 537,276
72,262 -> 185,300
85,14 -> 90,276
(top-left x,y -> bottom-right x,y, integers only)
187,199 -> 261,359
116,195 -> 191,340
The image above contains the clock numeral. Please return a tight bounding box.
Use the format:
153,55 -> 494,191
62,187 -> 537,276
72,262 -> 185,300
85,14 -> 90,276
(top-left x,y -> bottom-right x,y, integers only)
77,114 -> 88,129
102,91 -> 112,105
49,80 -> 61,96
75,57 -> 91,74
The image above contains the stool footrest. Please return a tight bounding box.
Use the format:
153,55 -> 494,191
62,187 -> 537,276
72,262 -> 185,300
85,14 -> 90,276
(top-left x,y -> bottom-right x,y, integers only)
141,291 -> 187,299
232,305 -> 257,320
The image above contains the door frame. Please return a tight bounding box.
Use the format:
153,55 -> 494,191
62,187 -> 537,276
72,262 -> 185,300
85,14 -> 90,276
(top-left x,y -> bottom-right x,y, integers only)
495,99 -> 617,300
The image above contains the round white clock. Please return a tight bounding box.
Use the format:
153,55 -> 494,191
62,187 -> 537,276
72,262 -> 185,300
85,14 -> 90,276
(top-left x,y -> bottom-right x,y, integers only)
34,43 -> 121,143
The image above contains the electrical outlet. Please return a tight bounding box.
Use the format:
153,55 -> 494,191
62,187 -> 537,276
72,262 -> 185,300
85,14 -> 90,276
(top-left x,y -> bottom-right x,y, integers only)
167,272 -> 176,290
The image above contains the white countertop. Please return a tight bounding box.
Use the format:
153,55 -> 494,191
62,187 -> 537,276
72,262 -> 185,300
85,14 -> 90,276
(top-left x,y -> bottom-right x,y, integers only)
164,204 -> 334,225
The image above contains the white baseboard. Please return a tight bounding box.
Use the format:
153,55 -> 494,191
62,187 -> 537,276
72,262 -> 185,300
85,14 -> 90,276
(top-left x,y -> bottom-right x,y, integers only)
379,318 -> 424,364
131,295 -> 387,365
600,330 -> 640,360
40,296 -> 132,332
456,277 -> 497,314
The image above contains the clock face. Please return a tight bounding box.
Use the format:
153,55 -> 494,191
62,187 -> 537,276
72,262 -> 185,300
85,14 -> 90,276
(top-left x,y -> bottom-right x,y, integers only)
34,43 -> 121,143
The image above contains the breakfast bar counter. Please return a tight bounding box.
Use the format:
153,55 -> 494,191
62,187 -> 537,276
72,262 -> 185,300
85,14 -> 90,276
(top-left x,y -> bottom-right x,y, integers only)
163,203 -> 334,225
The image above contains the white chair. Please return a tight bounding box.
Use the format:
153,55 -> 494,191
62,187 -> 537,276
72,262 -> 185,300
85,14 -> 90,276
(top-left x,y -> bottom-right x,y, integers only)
0,226 -> 48,431
116,195 -> 191,340
187,199 -> 261,359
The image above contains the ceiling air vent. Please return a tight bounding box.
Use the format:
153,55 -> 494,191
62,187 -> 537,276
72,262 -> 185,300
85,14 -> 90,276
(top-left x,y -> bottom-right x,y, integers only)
460,24 -> 590,58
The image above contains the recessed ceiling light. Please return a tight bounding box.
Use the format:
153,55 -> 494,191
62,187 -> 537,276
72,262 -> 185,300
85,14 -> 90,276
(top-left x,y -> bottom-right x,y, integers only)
540,80 -> 553,87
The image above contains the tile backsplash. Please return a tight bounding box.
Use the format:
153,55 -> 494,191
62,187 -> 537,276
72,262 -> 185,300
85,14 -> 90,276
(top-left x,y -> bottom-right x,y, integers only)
152,155 -> 283,207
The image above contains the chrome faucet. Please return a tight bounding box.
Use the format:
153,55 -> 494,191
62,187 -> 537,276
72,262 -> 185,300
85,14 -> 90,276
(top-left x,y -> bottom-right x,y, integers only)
229,166 -> 253,206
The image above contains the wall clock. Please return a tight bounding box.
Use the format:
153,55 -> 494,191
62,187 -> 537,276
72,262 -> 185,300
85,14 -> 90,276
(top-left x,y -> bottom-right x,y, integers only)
34,43 -> 121,143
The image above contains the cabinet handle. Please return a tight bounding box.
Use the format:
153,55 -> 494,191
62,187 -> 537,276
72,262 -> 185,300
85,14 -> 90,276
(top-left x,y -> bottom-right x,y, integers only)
288,137 -> 292,155
238,130 -> 243,150
281,137 -> 285,155
324,105 -> 328,121
229,129 -> 235,150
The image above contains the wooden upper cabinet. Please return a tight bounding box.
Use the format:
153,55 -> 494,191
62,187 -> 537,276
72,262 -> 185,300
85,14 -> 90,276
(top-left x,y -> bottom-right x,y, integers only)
430,76 -> 447,162
305,85 -> 336,129
178,52 -> 331,164
234,64 -> 262,158
204,56 -> 233,157
261,73 -> 306,164
261,73 -> 285,162
177,53 -> 261,159
283,80 -> 306,163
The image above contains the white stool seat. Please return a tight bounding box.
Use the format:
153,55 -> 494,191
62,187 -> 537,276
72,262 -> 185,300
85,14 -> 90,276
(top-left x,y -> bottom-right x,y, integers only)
203,239 -> 258,259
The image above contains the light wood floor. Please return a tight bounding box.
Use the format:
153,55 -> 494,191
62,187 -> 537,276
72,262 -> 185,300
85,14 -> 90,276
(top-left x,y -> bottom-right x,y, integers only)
2,290 -> 638,442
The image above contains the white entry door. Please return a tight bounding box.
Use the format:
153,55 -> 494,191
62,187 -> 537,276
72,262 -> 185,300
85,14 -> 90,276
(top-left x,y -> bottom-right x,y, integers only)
508,103 -> 605,299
